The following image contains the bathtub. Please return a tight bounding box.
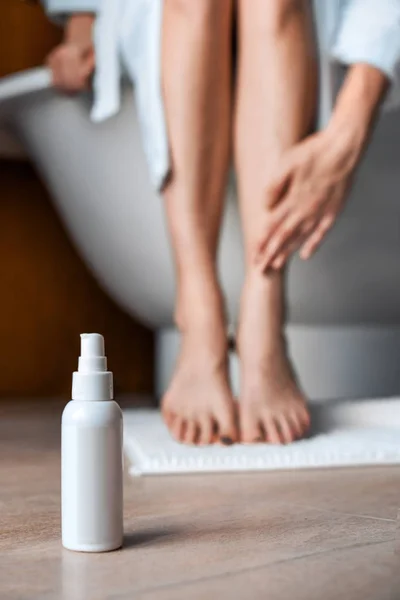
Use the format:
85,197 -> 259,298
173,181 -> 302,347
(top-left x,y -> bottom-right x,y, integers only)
1,67 -> 400,400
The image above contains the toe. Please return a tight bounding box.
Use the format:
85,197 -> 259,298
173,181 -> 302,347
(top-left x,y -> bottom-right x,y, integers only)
301,407 -> 311,431
276,416 -> 295,444
217,406 -> 238,445
163,410 -> 175,430
198,415 -> 213,445
183,420 -> 198,445
241,411 -> 263,444
171,418 -> 186,443
262,415 -> 282,445
289,411 -> 304,440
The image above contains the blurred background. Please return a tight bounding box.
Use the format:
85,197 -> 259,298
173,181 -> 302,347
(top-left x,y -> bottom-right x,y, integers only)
3,1 -> 400,404
0,1 -> 154,399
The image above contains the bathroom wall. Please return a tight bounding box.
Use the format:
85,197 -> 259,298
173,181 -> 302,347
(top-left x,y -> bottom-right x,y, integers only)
0,1 -> 61,78
0,3 -> 154,399
0,160 -> 154,398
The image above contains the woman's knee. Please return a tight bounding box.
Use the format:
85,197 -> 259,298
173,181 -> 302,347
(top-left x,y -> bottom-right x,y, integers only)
239,0 -> 307,35
165,0 -> 231,29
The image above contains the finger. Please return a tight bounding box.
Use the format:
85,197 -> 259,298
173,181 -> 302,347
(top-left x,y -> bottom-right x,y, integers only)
82,47 -> 95,71
198,415 -> 213,445
79,49 -> 96,87
183,420 -> 198,445
260,215 -> 303,271
300,214 -> 335,260
49,47 -> 93,92
271,234 -> 304,270
271,217 -> 315,269
56,62 -> 82,92
49,49 -> 78,90
70,56 -> 94,91
300,226 -> 326,260
266,162 -> 293,209
255,203 -> 290,262
272,243 -> 299,269
271,254 -> 285,271
277,216 -> 320,267
48,56 -> 64,89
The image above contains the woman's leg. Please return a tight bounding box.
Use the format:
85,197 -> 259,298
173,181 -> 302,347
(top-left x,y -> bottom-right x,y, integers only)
161,0 -> 237,445
234,0 -> 316,443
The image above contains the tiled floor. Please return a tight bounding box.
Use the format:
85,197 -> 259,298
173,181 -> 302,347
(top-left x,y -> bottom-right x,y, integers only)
1,400 -> 399,600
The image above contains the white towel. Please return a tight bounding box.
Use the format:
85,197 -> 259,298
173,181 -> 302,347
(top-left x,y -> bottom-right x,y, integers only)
90,0 -> 124,122
123,398 -> 400,476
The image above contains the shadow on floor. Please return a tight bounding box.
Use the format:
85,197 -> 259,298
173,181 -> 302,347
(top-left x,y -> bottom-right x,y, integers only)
123,526 -> 183,549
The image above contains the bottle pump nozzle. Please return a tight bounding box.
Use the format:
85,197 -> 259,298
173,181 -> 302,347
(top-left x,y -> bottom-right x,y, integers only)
79,333 -> 107,373
72,333 -> 113,401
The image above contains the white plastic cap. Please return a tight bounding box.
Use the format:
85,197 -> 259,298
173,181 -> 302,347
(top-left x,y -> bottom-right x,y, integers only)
78,333 -> 107,373
81,333 -> 105,357
72,334 -> 113,401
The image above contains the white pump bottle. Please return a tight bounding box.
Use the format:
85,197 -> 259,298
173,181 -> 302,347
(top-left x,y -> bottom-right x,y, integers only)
61,333 -> 123,552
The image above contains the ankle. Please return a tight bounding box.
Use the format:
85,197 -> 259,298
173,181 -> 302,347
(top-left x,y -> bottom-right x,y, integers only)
178,328 -> 229,375
175,282 -> 226,331
237,267 -> 285,350
178,298 -> 228,360
240,335 -> 297,384
237,322 -> 289,373
243,265 -> 283,287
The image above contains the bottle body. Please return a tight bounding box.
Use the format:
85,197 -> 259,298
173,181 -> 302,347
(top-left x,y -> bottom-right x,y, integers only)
61,399 -> 123,552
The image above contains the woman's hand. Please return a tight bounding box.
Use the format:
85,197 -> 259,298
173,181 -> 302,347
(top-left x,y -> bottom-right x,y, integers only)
256,127 -> 356,270
255,64 -> 388,271
46,14 -> 95,93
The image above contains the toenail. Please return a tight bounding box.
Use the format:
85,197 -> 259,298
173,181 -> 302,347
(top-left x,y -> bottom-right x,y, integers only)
221,436 -> 234,446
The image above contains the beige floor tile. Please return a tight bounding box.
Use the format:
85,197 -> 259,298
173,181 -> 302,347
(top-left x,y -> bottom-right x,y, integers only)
257,467 -> 400,521
126,467 -> 400,522
1,502 -> 395,599
135,540 -> 400,600
1,401 -> 399,600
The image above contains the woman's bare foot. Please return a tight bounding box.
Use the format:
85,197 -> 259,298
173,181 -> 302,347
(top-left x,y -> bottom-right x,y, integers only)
239,345 -> 310,444
162,323 -> 238,445
238,271 -> 310,444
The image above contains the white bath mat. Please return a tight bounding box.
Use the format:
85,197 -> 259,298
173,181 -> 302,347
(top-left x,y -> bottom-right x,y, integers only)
123,398 -> 400,475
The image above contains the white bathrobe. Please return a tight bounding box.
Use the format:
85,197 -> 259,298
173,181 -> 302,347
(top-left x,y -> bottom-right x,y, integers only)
44,0 -> 400,190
